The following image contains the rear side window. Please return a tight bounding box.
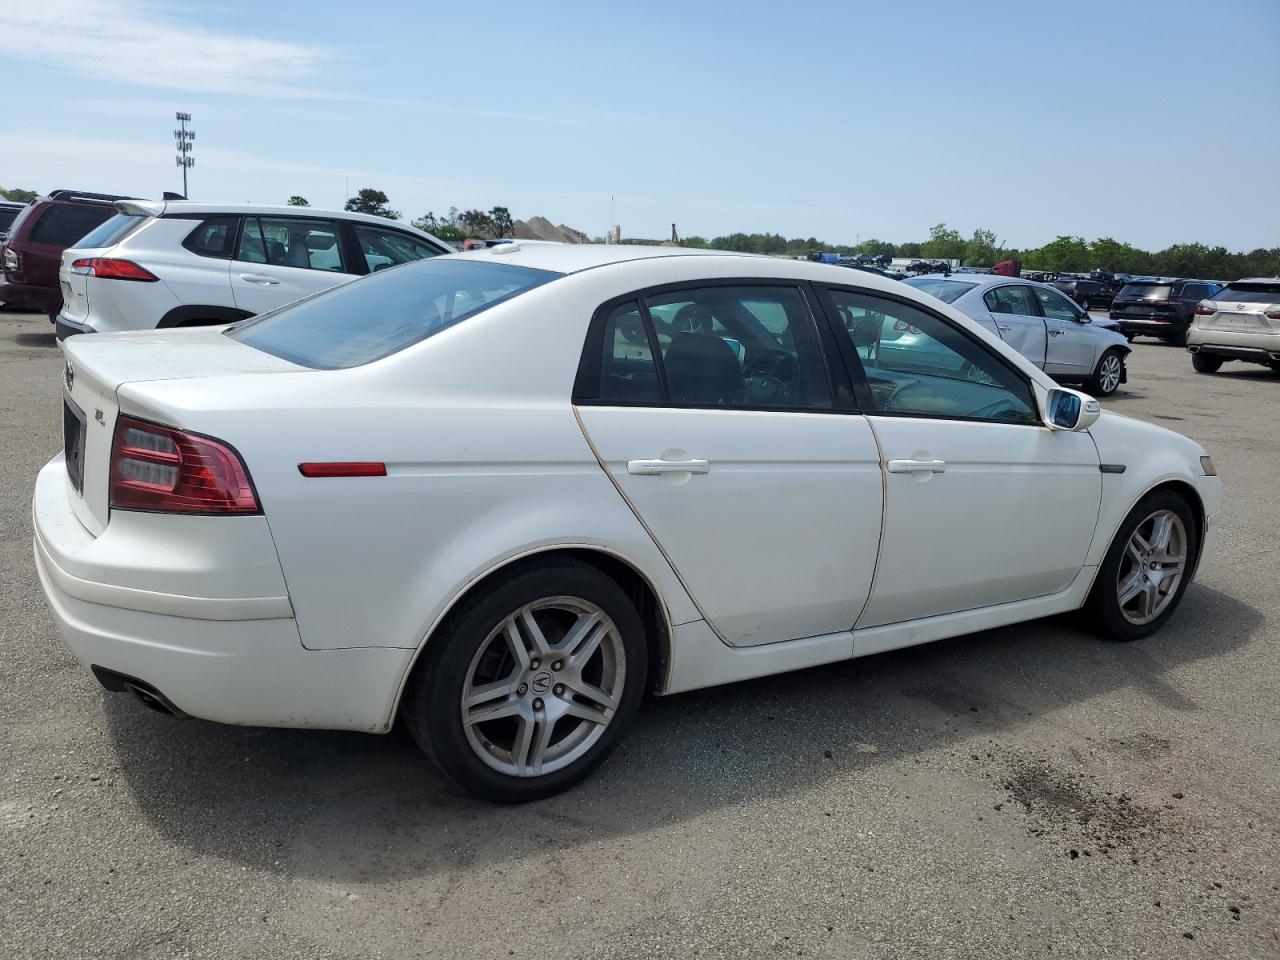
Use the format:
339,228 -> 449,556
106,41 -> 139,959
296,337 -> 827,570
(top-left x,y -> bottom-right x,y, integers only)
903,278 -> 977,304
183,216 -> 240,259
586,285 -> 832,410
237,217 -> 345,272
227,258 -> 558,369
353,224 -> 443,273
0,208 -> 19,234
77,213 -> 147,249
28,203 -> 114,247
599,301 -> 662,402
983,285 -> 1038,315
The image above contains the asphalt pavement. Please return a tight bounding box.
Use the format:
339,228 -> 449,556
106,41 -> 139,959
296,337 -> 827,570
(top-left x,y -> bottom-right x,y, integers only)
1,310 -> 1277,959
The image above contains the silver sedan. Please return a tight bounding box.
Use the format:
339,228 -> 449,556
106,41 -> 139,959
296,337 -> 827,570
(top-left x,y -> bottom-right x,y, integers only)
904,274 -> 1132,396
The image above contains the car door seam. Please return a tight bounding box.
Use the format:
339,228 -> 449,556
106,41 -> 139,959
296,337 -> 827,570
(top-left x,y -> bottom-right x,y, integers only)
570,405 -> 724,641
852,415 -> 890,632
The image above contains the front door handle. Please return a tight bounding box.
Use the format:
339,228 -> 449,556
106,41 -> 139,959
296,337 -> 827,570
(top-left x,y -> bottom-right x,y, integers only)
239,273 -> 280,285
887,458 -> 946,474
627,458 -> 710,476
995,323 -> 1012,331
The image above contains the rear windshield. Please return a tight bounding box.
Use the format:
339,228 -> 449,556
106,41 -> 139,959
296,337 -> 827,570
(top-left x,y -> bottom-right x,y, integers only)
1213,282 -> 1280,303
76,213 -> 147,249
28,203 -> 115,247
902,278 -> 977,304
227,258 -> 560,369
1118,283 -> 1172,299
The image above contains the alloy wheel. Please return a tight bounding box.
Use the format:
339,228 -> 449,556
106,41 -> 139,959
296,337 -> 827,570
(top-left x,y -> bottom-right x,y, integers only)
1116,509 -> 1187,625
460,597 -> 625,777
1098,354 -> 1123,394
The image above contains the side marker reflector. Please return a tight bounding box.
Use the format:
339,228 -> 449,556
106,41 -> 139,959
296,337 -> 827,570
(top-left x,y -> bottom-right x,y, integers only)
298,462 -> 387,478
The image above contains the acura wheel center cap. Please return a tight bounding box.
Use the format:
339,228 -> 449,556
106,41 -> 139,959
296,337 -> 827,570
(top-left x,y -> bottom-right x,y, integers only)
530,671 -> 553,695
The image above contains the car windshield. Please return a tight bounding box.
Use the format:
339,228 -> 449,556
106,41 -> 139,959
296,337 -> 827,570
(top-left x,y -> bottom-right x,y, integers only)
902,278 -> 977,304
1118,283 -> 1173,299
227,258 -> 560,369
1214,282 -> 1280,304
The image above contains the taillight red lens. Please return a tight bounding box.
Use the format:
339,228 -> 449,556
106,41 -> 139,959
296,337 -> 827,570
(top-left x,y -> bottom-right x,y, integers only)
110,416 -> 259,513
1194,302 -> 1214,316
71,257 -> 159,282
1266,309 -> 1280,320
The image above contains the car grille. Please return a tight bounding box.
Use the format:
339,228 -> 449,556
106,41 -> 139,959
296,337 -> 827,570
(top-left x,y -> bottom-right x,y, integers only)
63,397 -> 86,495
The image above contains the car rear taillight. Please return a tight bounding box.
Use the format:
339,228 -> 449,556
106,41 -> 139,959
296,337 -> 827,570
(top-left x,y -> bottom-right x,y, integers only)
71,257 -> 159,282
1266,308 -> 1280,320
2,247 -> 19,272
1109,311 -> 1119,320
1194,302 -> 1214,316
110,416 -> 259,514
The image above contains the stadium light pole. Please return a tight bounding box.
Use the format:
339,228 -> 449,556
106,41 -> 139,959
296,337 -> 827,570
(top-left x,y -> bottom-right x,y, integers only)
174,112 -> 195,198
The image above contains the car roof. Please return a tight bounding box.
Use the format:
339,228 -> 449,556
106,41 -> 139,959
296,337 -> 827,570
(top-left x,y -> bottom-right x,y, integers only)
449,243 -> 922,292
116,199 -> 432,230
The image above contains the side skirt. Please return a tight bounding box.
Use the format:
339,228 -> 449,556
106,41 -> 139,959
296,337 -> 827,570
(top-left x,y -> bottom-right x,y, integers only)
660,567 -> 1096,696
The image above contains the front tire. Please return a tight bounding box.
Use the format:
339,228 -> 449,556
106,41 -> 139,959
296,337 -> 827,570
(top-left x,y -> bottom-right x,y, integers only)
1192,352 -> 1223,374
402,559 -> 648,802
1084,490 -> 1199,641
1088,349 -> 1125,397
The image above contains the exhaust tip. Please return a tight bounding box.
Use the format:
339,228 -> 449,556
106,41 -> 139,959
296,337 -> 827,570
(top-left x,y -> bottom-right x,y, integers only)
90,665 -> 184,717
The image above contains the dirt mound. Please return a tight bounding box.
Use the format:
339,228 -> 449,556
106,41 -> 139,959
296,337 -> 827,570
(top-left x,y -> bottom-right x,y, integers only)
513,216 -> 589,244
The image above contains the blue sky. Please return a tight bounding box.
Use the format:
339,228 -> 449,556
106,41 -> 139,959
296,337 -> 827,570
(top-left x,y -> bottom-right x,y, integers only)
2,0 -> 1277,250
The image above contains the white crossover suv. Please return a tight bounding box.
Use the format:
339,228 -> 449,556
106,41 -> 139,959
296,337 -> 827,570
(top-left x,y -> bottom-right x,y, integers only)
54,200 -> 450,339
1186,278 -> 1280,373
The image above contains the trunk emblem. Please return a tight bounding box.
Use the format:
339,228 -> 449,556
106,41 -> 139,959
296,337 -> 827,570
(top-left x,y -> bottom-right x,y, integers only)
64,361 -> 74,392
95,409 -> 105,425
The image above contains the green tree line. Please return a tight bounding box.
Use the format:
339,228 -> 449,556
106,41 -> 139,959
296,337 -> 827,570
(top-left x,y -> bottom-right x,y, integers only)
683,223 -> 1278,280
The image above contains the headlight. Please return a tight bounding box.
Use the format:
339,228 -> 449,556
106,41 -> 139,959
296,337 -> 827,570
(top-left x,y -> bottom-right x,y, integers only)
1200,455 -> 1217,477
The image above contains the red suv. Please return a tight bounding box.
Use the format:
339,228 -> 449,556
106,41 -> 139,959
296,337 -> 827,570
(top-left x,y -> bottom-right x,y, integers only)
1,191 -> 134,319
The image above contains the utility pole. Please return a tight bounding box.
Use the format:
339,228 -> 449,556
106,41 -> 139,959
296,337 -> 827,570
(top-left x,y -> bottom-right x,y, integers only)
174,112 -> 195,198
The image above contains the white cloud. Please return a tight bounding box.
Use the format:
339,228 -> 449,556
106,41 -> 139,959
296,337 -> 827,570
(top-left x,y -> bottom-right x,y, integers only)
0,0 -> 329,97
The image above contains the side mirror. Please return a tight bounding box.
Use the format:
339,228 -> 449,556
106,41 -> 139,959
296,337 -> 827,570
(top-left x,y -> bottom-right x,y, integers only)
1076,311 -> 1092,323
1044,387 -> 1101,431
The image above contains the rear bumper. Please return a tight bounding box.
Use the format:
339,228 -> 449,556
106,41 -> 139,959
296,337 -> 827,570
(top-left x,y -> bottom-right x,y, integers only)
32,455 -> 411,732
0,280 -> 59,313
1187,326 -> 1280,362
55,313 -> 95,340
1111,315 -> 1188,334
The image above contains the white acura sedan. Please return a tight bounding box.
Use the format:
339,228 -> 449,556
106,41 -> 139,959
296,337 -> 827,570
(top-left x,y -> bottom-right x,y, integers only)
34,244 -> 1222,801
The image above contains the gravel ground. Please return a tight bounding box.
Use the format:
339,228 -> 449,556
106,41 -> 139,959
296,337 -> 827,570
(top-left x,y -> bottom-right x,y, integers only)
1,311 -> 1277,959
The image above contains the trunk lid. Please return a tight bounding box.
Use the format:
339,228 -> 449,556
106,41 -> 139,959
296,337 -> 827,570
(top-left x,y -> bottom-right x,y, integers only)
61,329 -> 303,534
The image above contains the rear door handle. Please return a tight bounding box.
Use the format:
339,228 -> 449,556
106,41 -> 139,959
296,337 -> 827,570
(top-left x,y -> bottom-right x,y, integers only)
627,458 -> 710,476
1049,329 -> 1064,336
239,273 -> 280,285
887,458 -> 946,474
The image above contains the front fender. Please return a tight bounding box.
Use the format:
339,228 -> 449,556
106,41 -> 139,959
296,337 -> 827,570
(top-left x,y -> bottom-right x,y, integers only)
1084,411 -> 1220,568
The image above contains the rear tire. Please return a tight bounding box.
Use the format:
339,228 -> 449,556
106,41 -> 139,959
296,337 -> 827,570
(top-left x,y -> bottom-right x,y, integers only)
1192,353 -> 1223,374
401,559 -> 648,803
1083,490 -> 1199,642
